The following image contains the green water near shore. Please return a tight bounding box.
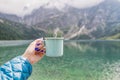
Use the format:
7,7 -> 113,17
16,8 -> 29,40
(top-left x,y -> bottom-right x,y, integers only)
0,40 -> 120,80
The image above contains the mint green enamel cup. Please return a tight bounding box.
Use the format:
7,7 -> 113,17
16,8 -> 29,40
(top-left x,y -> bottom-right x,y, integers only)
45,37 -> 64,57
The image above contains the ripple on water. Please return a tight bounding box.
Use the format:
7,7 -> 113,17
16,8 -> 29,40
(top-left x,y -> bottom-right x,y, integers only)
101,61 -> 120,80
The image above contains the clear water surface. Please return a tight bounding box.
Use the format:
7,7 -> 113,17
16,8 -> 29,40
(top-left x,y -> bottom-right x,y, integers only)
0,40 -> 120,80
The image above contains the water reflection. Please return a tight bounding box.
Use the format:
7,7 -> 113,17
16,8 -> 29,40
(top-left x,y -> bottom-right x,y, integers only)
65,41 -> 120,61
0,40 -> 120,80
65,41 -> 97,53
64,40 -> 120,80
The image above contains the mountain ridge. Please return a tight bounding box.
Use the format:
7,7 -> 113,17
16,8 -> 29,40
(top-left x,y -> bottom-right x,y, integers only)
0,18 -> 45,40
0,0 -> 120,40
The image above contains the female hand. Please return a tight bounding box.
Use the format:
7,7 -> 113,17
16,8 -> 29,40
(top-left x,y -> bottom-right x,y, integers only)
22,38 -> 46,64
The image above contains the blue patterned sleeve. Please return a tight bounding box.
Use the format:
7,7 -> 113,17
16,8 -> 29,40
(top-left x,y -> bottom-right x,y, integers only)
0,56 -> 32,80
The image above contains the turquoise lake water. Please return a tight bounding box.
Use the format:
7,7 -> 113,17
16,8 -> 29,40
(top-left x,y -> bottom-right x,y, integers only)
0,40 -> 120,80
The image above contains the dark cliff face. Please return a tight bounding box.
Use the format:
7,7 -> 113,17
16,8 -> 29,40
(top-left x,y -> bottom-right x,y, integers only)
0,0 -> 120,39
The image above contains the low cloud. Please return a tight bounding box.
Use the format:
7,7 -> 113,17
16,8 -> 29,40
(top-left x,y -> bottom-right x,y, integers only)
0,0 -> 104,17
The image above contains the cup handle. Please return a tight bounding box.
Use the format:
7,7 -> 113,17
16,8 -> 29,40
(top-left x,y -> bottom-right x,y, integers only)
42,37 -> 46,46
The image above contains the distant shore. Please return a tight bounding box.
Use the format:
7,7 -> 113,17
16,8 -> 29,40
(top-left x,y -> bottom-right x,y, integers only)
0,40 -> 32,47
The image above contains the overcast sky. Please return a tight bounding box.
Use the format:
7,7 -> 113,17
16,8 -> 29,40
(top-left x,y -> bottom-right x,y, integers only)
0,0 -> 104,17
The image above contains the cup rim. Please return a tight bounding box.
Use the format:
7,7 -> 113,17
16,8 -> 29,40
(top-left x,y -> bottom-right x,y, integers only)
45,37 -> 64,40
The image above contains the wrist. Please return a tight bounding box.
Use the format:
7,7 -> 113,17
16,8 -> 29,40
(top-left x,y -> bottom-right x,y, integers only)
22,54 -> 33,64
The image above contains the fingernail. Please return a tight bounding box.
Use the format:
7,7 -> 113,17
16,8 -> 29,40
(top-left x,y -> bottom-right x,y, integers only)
35,48 -> 40,51
40,50 -> 44,52
36,43 -> 41,46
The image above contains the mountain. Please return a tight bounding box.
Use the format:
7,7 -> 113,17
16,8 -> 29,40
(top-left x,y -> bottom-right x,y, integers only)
0,13 -> 21,23
0,18 -> 45,40
0,0 -> 120,40
101,33 -> 120,40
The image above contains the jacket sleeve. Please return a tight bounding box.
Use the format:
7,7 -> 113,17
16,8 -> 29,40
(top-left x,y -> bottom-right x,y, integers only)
0,56 -> 32,80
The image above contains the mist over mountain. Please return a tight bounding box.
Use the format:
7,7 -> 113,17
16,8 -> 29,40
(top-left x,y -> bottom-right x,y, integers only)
0,0 -> 120,40
0,0 -> 104,17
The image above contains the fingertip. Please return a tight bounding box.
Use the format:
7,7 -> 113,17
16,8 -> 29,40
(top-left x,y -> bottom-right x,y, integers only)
36,38 -> 43,41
